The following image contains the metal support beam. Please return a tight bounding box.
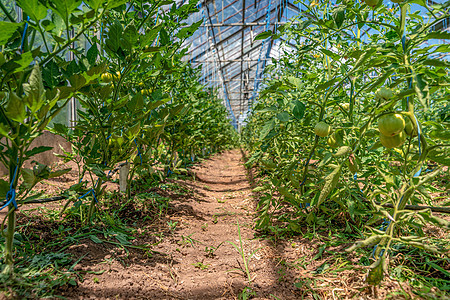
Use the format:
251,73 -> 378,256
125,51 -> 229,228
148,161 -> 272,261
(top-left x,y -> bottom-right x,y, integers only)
193,58 -> 272,62
249,0 -> 287,109
187,3 -> 278,61
239,0 -> 246,113
198,45 -> 261,83
198,21 -> 297,27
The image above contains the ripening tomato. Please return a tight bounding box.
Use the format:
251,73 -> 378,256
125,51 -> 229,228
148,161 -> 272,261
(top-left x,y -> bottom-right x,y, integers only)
314,121 -> 331,137
380,131 -> 406,148
378,114 -> 405,137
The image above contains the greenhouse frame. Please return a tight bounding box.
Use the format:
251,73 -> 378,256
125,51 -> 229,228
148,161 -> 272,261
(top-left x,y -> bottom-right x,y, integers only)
0,0 -> 449,298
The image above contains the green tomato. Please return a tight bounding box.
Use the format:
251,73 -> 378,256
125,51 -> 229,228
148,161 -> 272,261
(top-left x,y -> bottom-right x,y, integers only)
314,121 -> 331,137
380,131 -> 407,148
378,114 -> 405,137
375,87 -> 393,100
404,116 -> 418,137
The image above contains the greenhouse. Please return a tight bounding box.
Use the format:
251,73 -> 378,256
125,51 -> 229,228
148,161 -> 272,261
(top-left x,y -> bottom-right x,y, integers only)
0,0 -> 449,299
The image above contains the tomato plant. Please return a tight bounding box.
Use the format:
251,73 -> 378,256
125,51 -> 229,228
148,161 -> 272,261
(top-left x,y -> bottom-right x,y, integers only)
243,0 -> 449,286
0,0 -> 237,276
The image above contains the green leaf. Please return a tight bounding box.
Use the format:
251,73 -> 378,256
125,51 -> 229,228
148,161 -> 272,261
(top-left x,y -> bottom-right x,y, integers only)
332,5 -> 345,29
316,164 -> 342,207
140,24 -> 162,47
333,146 -> 351,157
292,100 -> 305,120
422,59 -> 450,68
5,92 -> 27,123
21,168 -> 36,189
316,78 -> 338,92
319,49 -> 340,61
159,28 -> 170,45
429,128 -> 450,141
254,30 -> 272,41
105,20 -> 122,52
84,0 -> 104,11
277,112 -> 290,122
23,64 -> 45,113
17,0 -> 47,21
114,232 -> 131,245
368,67 -> 395,91
48,168 -> 71,179
86,45 -> 99,66
0,123 -> 10,138
69,74 -> 87,89
419,211 -> 450,230
0,21 -> 23,45
427,262 -> 450,277
123,22 -> 138,46
2,51 -> 33,73
259,119 -> 275,141
42,60 -> 61,89
0,179 -> 9,199
428,148 -> 450,166
351,48 -> 376,74
126,122 -> 141,139
412,73 -> 429,108
287,77 -> 302,88
107,0 -> 128,9
84,63 -> 107,83
25,146 -> 53,158
89,235 -> 103,243
424,31 -> 450,40
176,20 -> 202,39
50,0 -> 82,23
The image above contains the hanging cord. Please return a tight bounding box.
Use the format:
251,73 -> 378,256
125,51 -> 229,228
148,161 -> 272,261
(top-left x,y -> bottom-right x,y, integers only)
154,8 -> 161,45
372,21 -> 424,258
77,132 -> 115,204
248,0 -> 274,109
20,16 -> 31,53
0,160 -> 19,211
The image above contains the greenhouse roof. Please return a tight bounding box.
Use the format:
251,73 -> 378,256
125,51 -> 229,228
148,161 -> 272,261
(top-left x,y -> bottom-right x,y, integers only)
181,0 -> 449,127
181,0 -> 302,124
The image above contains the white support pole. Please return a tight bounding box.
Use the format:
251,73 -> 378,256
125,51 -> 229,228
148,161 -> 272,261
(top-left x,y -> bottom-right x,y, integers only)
119,163 -> 130,193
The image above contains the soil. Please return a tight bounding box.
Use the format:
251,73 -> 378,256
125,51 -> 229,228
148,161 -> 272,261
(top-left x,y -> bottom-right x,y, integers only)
2,150 -> 446,299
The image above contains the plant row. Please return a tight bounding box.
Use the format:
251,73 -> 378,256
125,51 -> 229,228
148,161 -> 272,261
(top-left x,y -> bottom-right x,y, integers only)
0,0 -> 237,276
242,0 -> 449,287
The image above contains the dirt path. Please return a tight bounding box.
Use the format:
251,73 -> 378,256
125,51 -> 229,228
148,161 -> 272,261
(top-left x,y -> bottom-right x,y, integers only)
67,149 -> 302,299
4,149 -> 440,299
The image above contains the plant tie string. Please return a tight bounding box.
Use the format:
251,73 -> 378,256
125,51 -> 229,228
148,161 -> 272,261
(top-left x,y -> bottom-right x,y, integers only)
134,139 -> 142,165
78,179 -> 99,203
0,162 -> 19,211
412,112 -> 422,178
78,189 -> 98,203
296,135 -> 318,208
